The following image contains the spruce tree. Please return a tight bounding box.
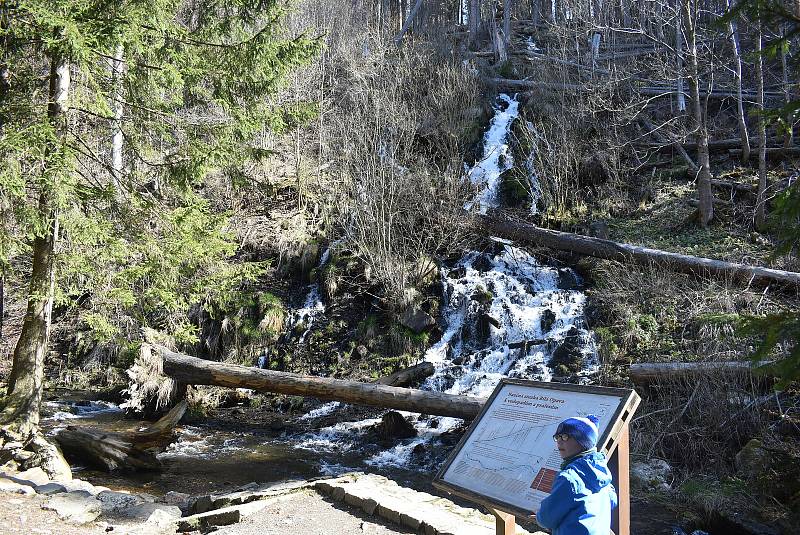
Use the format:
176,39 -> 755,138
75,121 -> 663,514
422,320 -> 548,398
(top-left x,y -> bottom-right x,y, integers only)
0,0 -> 318,473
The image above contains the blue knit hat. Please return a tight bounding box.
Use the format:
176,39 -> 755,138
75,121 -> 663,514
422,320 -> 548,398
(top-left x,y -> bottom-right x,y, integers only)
555,414 -> 600,451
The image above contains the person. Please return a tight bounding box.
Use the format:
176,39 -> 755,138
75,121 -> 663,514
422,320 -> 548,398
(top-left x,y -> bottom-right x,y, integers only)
536,414 -> 617,535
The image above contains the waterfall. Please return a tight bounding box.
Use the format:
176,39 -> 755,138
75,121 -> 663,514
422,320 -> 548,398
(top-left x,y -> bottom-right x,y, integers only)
296,94 -> 597,472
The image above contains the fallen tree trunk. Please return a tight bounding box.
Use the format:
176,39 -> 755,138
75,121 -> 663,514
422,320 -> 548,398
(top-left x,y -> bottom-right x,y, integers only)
636,136 -> 791,152
376,362 -> 435,387
629,361 -> 772,383
730,147 -> 800,157
710,178 -> 756,193
54,400 -> 187,472
485,77 -> 584,91
478,215 -> 800,287
154,345 -> 485,420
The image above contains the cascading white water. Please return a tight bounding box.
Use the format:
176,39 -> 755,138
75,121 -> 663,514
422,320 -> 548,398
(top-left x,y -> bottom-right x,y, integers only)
281,240 -> 343,348
465,94 -> 519,214
297,94 -> 597,470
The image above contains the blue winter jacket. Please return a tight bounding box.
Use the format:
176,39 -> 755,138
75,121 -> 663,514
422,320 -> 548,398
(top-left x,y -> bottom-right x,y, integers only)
536,450 -> 618,535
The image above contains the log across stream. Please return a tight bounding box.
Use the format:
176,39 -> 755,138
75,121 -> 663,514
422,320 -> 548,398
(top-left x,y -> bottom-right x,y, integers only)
155,345 -> 486,420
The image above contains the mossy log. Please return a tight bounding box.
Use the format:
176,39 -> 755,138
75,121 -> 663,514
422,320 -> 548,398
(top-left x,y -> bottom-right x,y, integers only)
478,214 -> 800,288
151,345 -> 484,420
54,400 -> 186,472
376,362 -> 435,387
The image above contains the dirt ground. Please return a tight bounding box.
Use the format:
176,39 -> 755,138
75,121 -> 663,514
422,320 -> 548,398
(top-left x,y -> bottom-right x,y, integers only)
0,488 -> 417,535
0,491 -> 109,535
215,489 -> 416,535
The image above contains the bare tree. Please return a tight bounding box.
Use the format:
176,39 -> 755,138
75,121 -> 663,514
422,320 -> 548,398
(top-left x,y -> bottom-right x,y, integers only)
682,0 -> 714,226
726,0 -> 750,162
469,0 -> 482,46
755,14 -> 767,229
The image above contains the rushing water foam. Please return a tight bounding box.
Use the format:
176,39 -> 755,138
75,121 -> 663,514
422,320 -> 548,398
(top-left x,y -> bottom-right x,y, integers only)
465,94 -> 520,214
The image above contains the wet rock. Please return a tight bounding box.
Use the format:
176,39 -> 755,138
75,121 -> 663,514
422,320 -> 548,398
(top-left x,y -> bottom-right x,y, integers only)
509,339 -> 546,352
631,459 -> 672,491
375,411 -> 418,440
540,309 -> 557,333
410,443 -> 427,460
557,269 -> 581,291
470,286 -> 493,305
399,305 -> 436,333
549,327 -> 586,375
472,254 -> 494,273
43,491 -> 102,524
448,266 -> 466,279
480,313 -> 500,329
269,419 -> 286,432
475,312 -> 500,342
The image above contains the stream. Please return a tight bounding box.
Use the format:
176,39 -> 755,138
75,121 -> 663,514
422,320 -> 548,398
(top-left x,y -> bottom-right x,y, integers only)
41,94 -> 597,498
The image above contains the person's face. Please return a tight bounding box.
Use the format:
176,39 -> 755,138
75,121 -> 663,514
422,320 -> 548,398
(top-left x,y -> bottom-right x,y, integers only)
554,433 -> 583,459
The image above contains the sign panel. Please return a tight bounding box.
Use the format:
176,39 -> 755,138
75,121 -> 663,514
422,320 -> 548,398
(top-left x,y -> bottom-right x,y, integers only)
433,379 -> 638,517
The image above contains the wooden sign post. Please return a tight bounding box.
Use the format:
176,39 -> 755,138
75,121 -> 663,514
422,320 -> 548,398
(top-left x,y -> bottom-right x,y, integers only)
433,379 -> 639,535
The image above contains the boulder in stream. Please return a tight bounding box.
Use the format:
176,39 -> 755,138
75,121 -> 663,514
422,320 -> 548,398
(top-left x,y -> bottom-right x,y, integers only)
374,411 -> 418,441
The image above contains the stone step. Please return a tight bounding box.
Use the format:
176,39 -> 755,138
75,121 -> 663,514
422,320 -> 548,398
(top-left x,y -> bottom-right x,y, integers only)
314,473 -> 544,535
177,494 -> 296,531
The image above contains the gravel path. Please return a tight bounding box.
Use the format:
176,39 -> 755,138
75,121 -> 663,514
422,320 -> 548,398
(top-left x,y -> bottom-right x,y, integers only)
215,489 -> 415,535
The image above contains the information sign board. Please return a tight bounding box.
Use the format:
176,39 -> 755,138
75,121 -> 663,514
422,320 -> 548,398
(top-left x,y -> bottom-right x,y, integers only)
433,378 -> 639,519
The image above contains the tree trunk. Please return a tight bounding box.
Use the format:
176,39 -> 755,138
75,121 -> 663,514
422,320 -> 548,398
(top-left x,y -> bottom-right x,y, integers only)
531,0 -> 540,25
781,25 -> 793,150
502,0 -> 513,51
55,401 -> 187,472
675,0 -> 687,113
375,362 -> 434,387
755,16 -> 767,230
469,0 -> 481,46
150,345 -> 486,420
726,0 -> 750,162
395,0 -> 424,45
110,44 -> 124,192
1,53 -> 69,438
682,0 -> 713,227
477,215 -> 800,287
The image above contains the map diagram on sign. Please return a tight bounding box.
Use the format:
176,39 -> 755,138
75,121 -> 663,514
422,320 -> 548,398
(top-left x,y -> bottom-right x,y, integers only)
439,382 -> 624,514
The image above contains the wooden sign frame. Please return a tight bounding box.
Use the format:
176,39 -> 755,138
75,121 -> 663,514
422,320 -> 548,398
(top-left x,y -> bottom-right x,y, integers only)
433,378 -> 640,535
